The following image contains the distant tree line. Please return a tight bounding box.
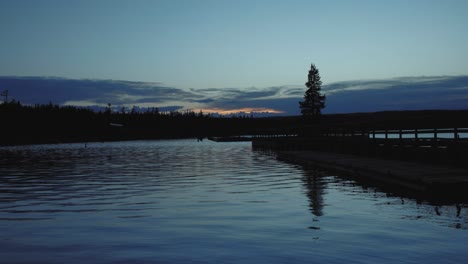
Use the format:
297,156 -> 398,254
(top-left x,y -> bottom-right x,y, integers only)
0,101 -> 300,145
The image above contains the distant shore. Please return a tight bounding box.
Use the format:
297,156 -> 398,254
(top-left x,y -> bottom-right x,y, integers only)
2,101 -> 468,146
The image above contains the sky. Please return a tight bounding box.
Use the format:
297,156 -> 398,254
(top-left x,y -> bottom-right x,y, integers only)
1,0 -> 468,115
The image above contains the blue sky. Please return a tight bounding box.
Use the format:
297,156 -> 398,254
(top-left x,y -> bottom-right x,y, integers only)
1,0 -> 468,114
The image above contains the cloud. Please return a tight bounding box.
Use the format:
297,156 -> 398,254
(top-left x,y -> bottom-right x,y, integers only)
188,85 -> 303,115
0,76 -> 203,106
1,75 -> 468,116
190,86 -> 289,101
322,75 -> 468,113
323,76 -> 468,95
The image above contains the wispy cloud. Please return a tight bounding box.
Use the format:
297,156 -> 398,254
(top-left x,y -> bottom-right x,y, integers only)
0,76 -> 201,107
323,76 -> 468,95
321,75 -> 468,113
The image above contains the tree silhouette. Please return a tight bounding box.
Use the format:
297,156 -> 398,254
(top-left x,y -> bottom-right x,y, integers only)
299,64 -> 326,117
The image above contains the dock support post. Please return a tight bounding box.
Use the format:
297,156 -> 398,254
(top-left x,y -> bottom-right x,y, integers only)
415,128 -> 418,146
399,129 -> 403,147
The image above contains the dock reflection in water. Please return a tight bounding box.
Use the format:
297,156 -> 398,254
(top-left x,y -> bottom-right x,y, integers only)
0,140 -> 467,263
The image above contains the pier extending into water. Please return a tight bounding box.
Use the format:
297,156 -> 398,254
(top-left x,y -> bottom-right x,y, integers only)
253,127 -> 468,166
252,126 -> 468,200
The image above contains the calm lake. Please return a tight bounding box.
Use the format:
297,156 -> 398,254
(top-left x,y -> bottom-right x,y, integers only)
0,140 -> 467,263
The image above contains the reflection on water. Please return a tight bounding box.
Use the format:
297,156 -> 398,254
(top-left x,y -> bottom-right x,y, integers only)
0,140 -> 467,263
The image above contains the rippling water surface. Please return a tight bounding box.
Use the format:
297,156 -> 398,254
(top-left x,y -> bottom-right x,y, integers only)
0,140 -> 467,263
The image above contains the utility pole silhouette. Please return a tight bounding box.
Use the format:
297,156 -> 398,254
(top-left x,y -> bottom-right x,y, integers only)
1,90 -> 8,104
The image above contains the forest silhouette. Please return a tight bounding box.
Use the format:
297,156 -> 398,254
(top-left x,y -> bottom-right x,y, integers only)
0,101 -> 299,145
3,99 -> 468,146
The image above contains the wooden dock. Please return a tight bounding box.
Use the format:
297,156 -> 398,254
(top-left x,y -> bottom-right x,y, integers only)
251,126 -> 468,200
275,150 -> 468,200
252,127 -> 468,167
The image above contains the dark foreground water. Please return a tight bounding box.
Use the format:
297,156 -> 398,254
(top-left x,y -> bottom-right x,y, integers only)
0,140 -> 467,263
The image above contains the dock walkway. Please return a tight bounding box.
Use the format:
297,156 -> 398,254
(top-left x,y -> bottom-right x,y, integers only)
276,150 -> 468,199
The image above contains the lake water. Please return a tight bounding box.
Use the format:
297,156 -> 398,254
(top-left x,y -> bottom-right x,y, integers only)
0,140 -> 467,263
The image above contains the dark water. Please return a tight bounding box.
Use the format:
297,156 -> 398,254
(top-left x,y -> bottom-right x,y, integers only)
0,140 -> 467,264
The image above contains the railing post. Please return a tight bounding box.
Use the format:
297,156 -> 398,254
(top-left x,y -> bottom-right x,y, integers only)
399,129 -> 403,146
433,128 -> 438,148
414,128 -> 418,146
383,129 -> 388,150
453,127 -> 459,164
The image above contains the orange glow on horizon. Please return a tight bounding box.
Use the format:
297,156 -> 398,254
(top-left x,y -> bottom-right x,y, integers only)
193,107 -> 284,115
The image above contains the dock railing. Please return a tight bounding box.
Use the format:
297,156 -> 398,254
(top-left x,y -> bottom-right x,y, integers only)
322,127 -> 468,148
252,127 -> 468,167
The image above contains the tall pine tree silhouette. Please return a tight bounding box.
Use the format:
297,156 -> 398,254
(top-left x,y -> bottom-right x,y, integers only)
299,64 -> 326,117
